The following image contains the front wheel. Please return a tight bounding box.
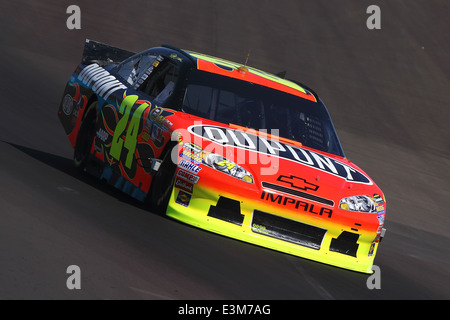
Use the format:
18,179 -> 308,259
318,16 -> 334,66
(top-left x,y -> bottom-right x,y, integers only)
73,102 -> 97,172
148,143 -> 177,214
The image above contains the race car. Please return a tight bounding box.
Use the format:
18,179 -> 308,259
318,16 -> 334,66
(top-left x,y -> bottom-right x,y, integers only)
58,39 -> 386,273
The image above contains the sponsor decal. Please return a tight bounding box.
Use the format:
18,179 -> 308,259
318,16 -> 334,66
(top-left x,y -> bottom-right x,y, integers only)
175,177 -> 194,193
77,63 -> 127,100
181,142 -> 211,164
149,107 -> 167,128
175,190 -> 191,207
96,128 -> 108,142
141,130 -> 151,142
180,148 -> 203,165
373,194 -> 384,204
277,175 -> 319,192
368,242 -> 376,256
260,191 -> 333,218
376,205 -> 385,215
151,123 -> 165,145
183,142 -> 202,154
169,53 -> 183,62
176,169 -> 200,184
178,159 -> 202,174
62,94 -> 74,115
188,124 -> 372,184
60,83 -> 87,128
251,223 -> 269,235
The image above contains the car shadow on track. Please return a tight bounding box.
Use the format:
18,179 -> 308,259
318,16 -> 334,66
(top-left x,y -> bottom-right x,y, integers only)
3,140 -> 234,233
4,140 -> 157,214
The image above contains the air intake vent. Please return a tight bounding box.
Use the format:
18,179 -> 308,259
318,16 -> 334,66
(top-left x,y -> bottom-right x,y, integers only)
330,231 -> 359,257
208,197 -> 244,226
251,210 -> 327,250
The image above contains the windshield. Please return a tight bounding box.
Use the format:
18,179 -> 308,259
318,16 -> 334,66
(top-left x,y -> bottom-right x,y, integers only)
182,70 -> 344,157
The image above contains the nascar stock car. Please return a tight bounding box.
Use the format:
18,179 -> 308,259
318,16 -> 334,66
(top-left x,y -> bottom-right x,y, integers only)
58,39 -> 386,273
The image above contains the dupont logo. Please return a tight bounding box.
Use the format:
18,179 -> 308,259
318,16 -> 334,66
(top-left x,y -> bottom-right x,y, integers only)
188,124 -> 372,184
77,63 -> 127,99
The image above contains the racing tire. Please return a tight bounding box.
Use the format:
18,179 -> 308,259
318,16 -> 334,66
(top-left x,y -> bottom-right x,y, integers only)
148,143 -> 177,214
73,102 -> 98,172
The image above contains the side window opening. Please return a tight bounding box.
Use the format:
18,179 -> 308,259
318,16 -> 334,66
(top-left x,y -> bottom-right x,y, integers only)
140,61 -> 179,102
116,53 -> 157,87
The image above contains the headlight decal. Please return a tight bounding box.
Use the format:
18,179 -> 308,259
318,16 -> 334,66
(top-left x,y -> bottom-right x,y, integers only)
339,195 -> 377,213
203,152 -> 254,183
179,142 -> 254,184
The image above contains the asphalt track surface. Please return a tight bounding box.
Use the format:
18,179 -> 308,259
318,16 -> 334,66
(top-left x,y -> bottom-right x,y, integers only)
1,1 -> 449,300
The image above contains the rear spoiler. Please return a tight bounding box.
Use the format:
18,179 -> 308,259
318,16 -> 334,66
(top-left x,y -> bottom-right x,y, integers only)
81,39 -> 136,65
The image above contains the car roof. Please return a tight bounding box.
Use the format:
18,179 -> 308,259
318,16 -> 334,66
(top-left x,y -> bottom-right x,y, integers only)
161,45 -> 318,102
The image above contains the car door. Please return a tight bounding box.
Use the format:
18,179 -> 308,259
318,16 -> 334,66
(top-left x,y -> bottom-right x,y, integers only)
93,51 -> 181,199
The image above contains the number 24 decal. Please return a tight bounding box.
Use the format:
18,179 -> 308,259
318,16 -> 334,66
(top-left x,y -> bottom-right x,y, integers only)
110,94 -> 148,169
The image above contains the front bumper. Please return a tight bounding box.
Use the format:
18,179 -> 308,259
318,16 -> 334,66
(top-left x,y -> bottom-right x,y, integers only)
166,183 -> 384,274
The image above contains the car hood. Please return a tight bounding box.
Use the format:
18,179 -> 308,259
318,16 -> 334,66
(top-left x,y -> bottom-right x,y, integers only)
171,114 -> 381,202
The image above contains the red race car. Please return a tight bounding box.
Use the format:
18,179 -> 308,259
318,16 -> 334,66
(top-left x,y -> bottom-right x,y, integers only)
58,40 -> 386,273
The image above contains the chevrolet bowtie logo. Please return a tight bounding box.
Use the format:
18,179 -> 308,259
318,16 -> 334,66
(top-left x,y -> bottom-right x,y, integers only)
277,175 -> 319,192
